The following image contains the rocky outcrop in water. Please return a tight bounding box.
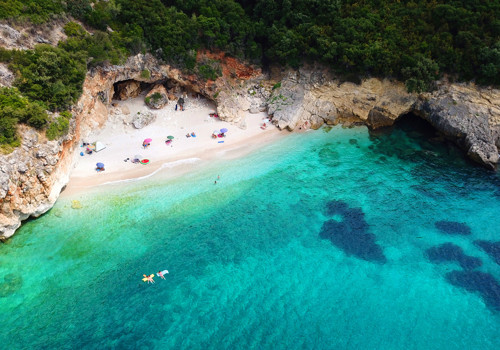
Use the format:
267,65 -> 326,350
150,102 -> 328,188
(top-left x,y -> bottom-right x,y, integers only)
264,67 -> 500,169
419,84 -> 500,169
0,126 -> 72,241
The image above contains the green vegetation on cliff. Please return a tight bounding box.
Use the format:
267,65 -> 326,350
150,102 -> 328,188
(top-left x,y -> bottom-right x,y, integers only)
0,87 -> 47,146
0,0 -> 499,146
1,1 -> 499,88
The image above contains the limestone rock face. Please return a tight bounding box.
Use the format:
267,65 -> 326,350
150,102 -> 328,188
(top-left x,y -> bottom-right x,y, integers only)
268,68 -> 415,130
145,84 -> 168,109
0,63 -> 15,87
132,112 -> 157,129
0,20 -> 67,50
266,67 -> 499,168
0,126 -> 67,240
419,84 -> 500,169
115,80 -> 141,100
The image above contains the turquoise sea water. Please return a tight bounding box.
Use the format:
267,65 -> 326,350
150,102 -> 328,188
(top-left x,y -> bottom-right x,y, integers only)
1,117 -> 500,349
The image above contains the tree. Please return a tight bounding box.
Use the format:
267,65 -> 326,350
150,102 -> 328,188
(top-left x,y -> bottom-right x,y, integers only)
402,55 -> 440,93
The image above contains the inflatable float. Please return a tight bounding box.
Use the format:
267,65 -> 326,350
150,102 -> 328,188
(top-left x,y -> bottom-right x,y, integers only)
157,270 -> 169,277
142,274 -> 154,282
140,159 -> 150,164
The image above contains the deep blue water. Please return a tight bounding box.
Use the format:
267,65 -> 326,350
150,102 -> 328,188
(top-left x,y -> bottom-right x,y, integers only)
1,117 -> 499,349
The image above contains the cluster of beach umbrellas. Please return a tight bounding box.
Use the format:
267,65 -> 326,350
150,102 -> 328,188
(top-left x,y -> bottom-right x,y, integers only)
93,128 -> 230,173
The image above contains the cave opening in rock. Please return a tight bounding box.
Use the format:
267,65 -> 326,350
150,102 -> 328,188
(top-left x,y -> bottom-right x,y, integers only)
394,112 -> 440,139
111,79 -> 201,103
368,112 -> 466,164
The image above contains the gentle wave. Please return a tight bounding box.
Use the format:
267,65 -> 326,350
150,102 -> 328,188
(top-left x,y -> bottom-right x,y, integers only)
98,157 -> 201,186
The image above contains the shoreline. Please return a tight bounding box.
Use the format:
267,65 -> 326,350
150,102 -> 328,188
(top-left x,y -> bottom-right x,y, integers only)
61,95 -> 285,197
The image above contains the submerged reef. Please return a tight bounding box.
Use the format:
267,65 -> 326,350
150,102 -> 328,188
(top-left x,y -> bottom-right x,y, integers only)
320,200 -> 386,263
425,243 -> 482,270
435,221 -> 472,235
445,270 -> 500,311
474,241 -> 500,266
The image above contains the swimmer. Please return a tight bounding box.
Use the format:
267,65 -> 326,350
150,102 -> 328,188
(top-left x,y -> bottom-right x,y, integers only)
158,271 -> 166,280
143,274 -> 155,284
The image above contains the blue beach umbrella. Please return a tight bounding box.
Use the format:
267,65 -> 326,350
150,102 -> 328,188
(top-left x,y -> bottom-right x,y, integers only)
220,128 -> 228,133
96,162 -> 104,168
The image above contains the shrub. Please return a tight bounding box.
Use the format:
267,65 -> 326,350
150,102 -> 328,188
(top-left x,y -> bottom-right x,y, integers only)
196,59 -> 222,81
46,111 -> 72,140
151,92 -> 162,101
11,45 -> 87,110
141,69 -> 151,79
402,55 -> 439,93
0,87 -> 48,145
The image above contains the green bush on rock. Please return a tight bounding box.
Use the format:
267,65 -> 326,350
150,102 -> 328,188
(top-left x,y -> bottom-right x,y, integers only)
46,111 -> 72,140
0,87 -> 49,146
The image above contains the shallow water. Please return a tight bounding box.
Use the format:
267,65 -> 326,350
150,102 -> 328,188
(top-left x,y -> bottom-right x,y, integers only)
1,119 -> 500,349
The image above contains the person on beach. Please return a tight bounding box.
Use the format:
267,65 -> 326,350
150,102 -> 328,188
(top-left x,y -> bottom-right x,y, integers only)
158,271 -> 166,280
178,97 -> 185,111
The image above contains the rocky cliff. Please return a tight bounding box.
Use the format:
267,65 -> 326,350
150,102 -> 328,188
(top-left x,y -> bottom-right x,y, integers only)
262,67 -> 500,169
1,55 -> 499,240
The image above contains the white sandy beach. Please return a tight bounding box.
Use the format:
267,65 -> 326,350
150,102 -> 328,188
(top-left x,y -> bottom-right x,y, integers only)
62,94 -> 282,195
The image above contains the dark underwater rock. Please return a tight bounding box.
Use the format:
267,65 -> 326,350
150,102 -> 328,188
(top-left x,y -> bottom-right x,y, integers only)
425,243 -> 482,270
320,200 -> 386,263
474,240 -> 500,266
435,221 -> 472,235
445,270 -> 500,311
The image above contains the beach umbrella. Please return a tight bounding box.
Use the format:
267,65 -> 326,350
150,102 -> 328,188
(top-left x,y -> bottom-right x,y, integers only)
220,128 -> 228,133
144,138 -> 152,143
167,135 -> 174,140
96,162 -> 104,168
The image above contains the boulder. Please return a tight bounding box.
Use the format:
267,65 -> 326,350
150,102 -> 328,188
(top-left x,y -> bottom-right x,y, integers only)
132,112 -> 156,129
145,84 -> 168,109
